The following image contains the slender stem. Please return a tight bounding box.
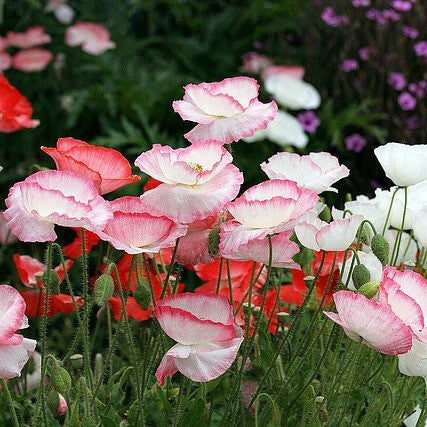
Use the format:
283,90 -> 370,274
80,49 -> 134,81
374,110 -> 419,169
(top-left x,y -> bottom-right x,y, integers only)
0,379 -> 20,427
161,238 -> 180,298
215,258 -> 224,294
391,186 -> 408,266
225,259 -> 234,305
382,186 -> 401,235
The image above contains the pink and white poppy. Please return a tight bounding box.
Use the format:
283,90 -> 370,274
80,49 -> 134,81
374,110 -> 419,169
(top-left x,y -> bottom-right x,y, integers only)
0,211 -> 17,244
6,26 -> 51,49
374,142 -> 427,187
379,267 -> 427,342
0,51 -> 12,72
172,76 -> 278,144
261,65 -> 306,80
65,22 -> 116,55
220,230 -> 300,269
42,137 -> 141,194
324,290 -> 413,355
154,293 -> 243,384
262,66 -> 320,110
4,170 -> 113,242
96,196 -> 187,254
220,180 -> 318,254
45,0 -> 75,24
0,285 -> 37,379
135,141 -> 243,224
261,152 -> 350,193
12,48 -> 53,72
295,214 -> 363,252
398,339 -> 427,386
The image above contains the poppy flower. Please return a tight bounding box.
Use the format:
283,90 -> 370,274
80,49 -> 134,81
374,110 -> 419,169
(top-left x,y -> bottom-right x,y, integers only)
155,293 -> 244,384
0,75 -> 40,132
63,228 -> 100,259
6,26 -> 51,49
42,137 -> 140,194
0,51 -> 12,71
173,76 -> 277,144
12,48 -> 53,72
65,22 -> 115,55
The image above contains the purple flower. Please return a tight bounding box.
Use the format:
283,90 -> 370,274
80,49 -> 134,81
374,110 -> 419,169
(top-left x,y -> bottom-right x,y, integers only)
408,82 -> 425,98
358,46 -> 372,61
406,115 -> 422,130
365,9 -> 387,26
297,111 -> 321,133
398,92 -> 417,110
321,7 -> 349,27
402,26 -> 419,39
387,72 -> 406,90
414,41 -> 427,58
383,9 -> 400,21
345,134 -> 367,153
391,0 -> 412,11
352,0 -> 370,6
340,59 -> 359,72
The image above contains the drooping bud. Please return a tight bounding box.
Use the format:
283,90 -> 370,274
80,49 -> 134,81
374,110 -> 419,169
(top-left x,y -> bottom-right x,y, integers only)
43,269 -> 60,295
133,283 -> 152,310
47,390 -> 60,416
208,226 -> 221,258
94,274 -> 114,306
371,235 -> 389,265
358,281 -> 380,299
352,264 -> 371,289
49,364 -> 72,396
358,223 -> 371,245
70,353 -> 83,369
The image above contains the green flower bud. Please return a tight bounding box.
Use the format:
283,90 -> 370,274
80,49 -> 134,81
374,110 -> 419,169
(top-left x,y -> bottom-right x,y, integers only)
94,274 -> 114,306
47,391 -> 60,417
43,269 -> 60,295
70,354 -> 83,369
49,365 -> 72,395
134,283 -> 152,310
352,264 -> 371,289
359,223 -> 371,245
319,206 -> 331,223
208,226 -> 221,258
371,235 -> 389,265
358,281 -> 380,299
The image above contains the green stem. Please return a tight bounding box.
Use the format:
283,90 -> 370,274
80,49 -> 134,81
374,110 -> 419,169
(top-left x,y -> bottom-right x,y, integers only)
391,186 -> 408,266
0,379 -> 20,427
382,186 -> 401,235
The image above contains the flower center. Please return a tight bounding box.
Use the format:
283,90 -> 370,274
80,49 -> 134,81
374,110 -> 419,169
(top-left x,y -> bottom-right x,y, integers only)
187,162 -> 204,172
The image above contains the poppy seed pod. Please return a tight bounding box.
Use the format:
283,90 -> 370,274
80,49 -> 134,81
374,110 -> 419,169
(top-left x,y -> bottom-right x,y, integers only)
371,234 -> 389,265
352,264 -> 371,289
94,274 -> 114,306
134,283 -> 152,310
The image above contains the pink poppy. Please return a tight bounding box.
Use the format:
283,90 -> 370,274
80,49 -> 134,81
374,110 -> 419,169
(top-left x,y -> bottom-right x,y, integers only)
4,170 -> 113,242
219,230 -> 300,269
0,285 -> 37,379
0,75 -> 39,132
65,22 -> 116,55
0,211 -> 17,244
155,293 -> 244,384
6,26 -> 51,49
173,76 -> 277,144
261,65 -> 306,80
12,48 -> 53,72
96,196 -> 187,254
379,267 -> 427,342
295,214 -> 363,252
324,290 -> 413,355
220,179 -> 318,254
261,152 -> 349,193
136,141 -> 243,223
42,137 -> 141,194
0,51 -> 12,72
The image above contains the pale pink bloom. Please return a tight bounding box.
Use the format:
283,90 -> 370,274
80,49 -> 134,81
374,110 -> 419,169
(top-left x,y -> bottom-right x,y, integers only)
4,170 -> 113,242
240,52 -> 272,74
135,141 -> 243,224
0,37 -> 8,51
96,196 -> 187,254
175,215 -> 220,265
0,285 -> 37,379
398,340 -> 427,386
295,214 -> 363,251
12,48 -> 53,72
374,142 -> 427,186
0,51 -> 12,72
324,290 -> 413,355
220,230 -> 300,269
220,180 -> 318,254
379,267 -> 427,342
45,0 -> 75,24
261,65 -> 305,80
261,152 -> 349,193
173,76 -> 277,144
58,394 -> 68,415
0,211 -> 17,244
155,293 -> 243,384
65,22 -> 116,55
6,26 -> 51,49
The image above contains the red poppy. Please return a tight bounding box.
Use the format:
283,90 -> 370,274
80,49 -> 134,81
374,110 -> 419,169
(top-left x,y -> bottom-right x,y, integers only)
63,228 -> 100,259
0,75 -> 39,132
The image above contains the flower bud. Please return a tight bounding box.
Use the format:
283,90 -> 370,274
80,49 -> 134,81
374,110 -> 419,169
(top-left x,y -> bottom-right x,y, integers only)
371,235 -> 389,265
94,274 -> 114,306
43,269 -> 60,295
357,281 -> 380,299
352,264 -> 371,289
49,365 -> 72,395
208,226 -> 220,258
358,223 -> 371,245
319,206 -> 331,223
277,311 -> 289,325
47,390 -> 60,416
133,283 -> 152,310
70,353 -> 83,369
